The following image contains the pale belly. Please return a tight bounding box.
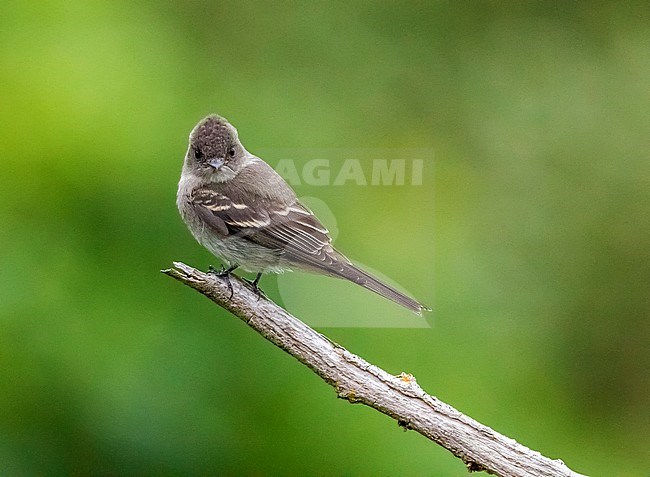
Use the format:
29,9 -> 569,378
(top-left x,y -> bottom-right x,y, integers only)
178,192 -> 289,274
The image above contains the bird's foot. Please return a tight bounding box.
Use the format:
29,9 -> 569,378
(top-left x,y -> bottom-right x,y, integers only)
208,264 -> 238,276
208,264 -> 239,299
242,272 -> 266,301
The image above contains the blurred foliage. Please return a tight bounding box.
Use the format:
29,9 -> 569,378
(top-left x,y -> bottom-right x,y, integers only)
1,1 -> 649,475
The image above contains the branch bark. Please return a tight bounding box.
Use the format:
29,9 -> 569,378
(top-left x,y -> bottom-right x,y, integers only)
162,261 -> 588,477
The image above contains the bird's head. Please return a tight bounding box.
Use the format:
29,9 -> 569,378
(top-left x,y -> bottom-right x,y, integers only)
185,114 -> 248,182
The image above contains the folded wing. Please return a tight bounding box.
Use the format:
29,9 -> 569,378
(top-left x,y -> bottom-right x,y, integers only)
191,187 -> 350,275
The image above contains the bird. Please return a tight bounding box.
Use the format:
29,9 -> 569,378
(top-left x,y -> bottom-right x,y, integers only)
176,114 -> 430,315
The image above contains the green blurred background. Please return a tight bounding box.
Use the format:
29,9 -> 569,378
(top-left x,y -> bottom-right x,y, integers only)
1,1 -> 648,475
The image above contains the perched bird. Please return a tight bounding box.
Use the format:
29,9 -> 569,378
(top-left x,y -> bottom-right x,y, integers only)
177,114 -> 430,315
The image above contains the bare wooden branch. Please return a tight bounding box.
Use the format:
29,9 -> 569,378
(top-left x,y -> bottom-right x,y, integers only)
162,261 -> 588,477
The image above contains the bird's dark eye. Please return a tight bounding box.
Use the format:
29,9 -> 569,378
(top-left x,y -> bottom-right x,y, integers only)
194,148 -> 203,160
228,148 -> 235,157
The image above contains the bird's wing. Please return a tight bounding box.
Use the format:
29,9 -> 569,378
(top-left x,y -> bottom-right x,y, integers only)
191,187 -> 348,272
191,187 -> 429,314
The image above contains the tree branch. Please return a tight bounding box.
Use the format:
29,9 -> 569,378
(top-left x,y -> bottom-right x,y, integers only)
162,261 -> 588,477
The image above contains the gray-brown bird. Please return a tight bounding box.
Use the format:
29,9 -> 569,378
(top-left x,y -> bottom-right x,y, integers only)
177,114 -> 430,314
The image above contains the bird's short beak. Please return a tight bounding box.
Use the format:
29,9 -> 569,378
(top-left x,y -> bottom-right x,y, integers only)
208,157 -> 224,170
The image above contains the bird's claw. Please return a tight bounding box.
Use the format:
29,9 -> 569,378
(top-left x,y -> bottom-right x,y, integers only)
242,273 -> 265,301
207,264 -> 238,299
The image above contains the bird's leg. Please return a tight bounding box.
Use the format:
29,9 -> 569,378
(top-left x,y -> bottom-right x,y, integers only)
243,272 -> 265,301
208,264 -> 239,299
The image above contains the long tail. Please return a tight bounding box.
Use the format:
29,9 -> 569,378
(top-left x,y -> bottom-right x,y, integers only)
332,261 -> 430,315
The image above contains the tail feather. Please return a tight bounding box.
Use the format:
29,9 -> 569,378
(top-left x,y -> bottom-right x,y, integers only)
334,262 -> 430,315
